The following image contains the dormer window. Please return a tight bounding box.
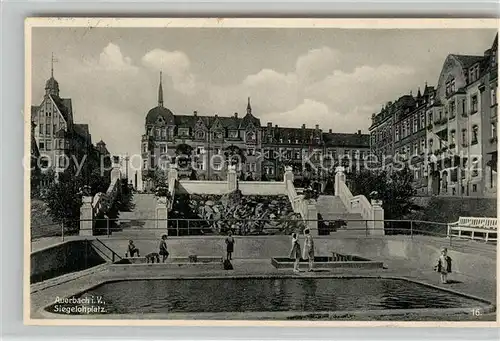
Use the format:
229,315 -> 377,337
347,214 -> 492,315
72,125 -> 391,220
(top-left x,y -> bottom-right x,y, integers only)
295,139 -> 299,144
229,130 -> 238,139
213,131 -> 223,140
178,128 -> 190,137
246,131 -> 256,142
196,130 -> 205,139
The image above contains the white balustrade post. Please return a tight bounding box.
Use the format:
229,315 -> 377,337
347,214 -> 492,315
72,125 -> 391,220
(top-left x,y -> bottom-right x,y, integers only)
334,166 -> 346,196
284,166 -> 294,188
227,164 -> 237,192
306,200 -> 319,236
156,196 -> 168,233
110,156 -> 121,184
79,196 -> 94,236
168,164 -> 178,186
371,199 -> 385,236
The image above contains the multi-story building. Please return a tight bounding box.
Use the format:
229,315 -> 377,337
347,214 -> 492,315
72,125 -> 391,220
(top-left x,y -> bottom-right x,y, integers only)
31,62 -> 109,185
369,33 -> 498,198
141,73 -> 371,191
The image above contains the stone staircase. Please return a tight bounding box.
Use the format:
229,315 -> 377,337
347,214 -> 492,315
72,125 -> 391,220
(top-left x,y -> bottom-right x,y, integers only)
316,195 -> 367,234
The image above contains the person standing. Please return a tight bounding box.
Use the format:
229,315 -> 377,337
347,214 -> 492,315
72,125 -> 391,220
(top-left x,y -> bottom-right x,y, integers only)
289,233 -> 301,273
302,229 -> 315,272
225,230 -> 235,260
159,234 -> 169,263
434,247 -> 452,284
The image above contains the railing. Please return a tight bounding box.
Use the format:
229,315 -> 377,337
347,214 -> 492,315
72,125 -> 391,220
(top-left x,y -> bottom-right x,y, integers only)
92,238 -> 123,262
30,218 -> 497,257
350,195 -> 373,221
337,180 -> 353,213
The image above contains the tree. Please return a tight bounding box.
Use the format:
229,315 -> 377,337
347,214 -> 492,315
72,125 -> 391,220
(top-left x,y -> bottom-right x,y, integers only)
151,166 -> 168,188
224,145 -> 246,166
347,167 -> 416,220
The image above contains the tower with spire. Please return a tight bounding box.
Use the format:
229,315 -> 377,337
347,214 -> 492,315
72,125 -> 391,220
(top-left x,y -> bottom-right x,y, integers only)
158,71 -> 163,107
246,97 -> 252,115
45,53 -> 59,97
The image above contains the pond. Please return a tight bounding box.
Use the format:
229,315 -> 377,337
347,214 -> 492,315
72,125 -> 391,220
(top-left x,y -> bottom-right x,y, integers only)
45,277 -> 485,315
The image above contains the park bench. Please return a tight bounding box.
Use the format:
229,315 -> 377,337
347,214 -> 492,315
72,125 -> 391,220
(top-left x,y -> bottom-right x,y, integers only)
447,216 -> 498,242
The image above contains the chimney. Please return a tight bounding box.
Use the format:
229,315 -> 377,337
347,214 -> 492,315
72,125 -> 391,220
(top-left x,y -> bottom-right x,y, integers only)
215,114 -> 218,118
358,130 -> 361,135
302,124 -> 306,129
275,125 -> 278,128
315,124 -> 319,130
329,129 -> 332,133
267,122 -> 272,128
193,110 -> 198,116
234,112 -> 238,118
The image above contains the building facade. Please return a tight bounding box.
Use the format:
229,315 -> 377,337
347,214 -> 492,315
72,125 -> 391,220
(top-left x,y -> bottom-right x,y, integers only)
369,33 -> 498,198
31,63 -> 109,183
141,73 -> 371,191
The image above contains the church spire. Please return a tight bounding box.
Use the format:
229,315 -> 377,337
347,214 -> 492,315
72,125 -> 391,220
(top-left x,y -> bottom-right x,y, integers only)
246,96 -> 252,115
158,71 -> 163,107
51,52 -> 54,78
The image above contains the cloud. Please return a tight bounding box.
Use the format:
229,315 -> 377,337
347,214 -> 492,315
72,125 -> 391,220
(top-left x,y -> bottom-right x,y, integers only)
141,49 -> 196,95
265,99 -> 329,128
83,43 -> 138,72
295,46 -> 339,84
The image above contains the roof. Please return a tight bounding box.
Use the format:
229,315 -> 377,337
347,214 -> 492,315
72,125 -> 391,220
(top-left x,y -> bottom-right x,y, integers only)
145,105 -> 175,125
272,127 -> 316,143
31,105 -> 39,120
50,95 -> 73,123
45,76 -> 59,90
55,128 -> 70,138
73,124 -> 92,145
322,132 -> 370,148
452,54 -> 484,69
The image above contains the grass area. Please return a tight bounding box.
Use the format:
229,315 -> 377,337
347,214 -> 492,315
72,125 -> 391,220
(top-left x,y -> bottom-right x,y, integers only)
30,199 -> 61,239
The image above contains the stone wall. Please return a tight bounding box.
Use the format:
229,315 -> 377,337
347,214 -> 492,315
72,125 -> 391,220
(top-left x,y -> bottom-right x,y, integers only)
99,236 -> 496,282
238,181 -> 287,195
30,240 -> 106,284
177,180 -> 228,195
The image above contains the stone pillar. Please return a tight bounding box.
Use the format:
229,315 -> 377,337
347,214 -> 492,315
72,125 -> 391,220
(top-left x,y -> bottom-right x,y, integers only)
227,165 -> 237,192
371,199 -> 385,236
306,200 -> 319,236
156,196 -> 168,232
334,166 -> 346,196
110,156 -> 121,183
284,166 -> 294,188
168,165 -> 178,183
79,196 -> 94,236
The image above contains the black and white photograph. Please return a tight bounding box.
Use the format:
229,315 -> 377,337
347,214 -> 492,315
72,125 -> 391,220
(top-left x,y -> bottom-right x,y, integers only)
25,18 -> 498,325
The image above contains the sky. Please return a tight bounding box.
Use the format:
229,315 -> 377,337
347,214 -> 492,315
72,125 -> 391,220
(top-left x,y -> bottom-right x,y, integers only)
31,27 -> 497,164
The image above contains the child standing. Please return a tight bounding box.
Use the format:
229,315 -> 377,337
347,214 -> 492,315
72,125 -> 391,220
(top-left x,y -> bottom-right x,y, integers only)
225,230 -> 235,260
302,229 -> 315,272
159,234 -> 169,263
289,233 -> 301,273
435,247 -> 452,284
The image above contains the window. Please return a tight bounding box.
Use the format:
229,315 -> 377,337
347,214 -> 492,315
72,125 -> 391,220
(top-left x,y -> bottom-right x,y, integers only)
294,150 -> 301,159
420,112 -> 425,129
143,159 -> 148,170
462,129 -> 468,145
39,141 -> 45,150
160,144 -> 167,153
472,159 -> 479,177
229,130 -> 238,138
413,117 -> 418,132
414,169 -> 419,180
413,143 -> 418,155
213,162 -> 222,171
214,147 -> 222,155
492,88 -> 497,105
59,139 -> 64,149
492,122 -> 497,139
155,128 -> 161,137
462,99 -> 466,115
421,139 -> 426,153
402,123 -> 406,138
45,140 -> 52,151
450,101 -> 456,118
246,131 -> 256,141
428,112 -> 433,125
395,126 -> 400,141
472,125 -> 479,145
150,156 -> 155,168
142,144 -> 148,153
179,128 -> 190,136
450,130 -> 456,145
196,146 -> 205,155
196,130 -> 205,139
45,124 -> 51,135
45,110 -> 51,117
265,166 -> 274,175
53,124 -> 57,134
249,163 -> 257,172
58,155 -> 67,168
429,139 -> 433,148
196,161 -> 205,171
473,184 -> 477,192
247,148 -> 255,156
295,139 -> 299,144
213,131 -> 223,139
471,95 -> 478,113
279,138 -> 283,143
